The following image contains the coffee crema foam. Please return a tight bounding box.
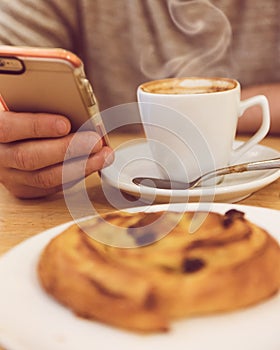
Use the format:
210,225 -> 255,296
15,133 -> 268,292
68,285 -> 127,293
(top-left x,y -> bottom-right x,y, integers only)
141,78 -> 237,95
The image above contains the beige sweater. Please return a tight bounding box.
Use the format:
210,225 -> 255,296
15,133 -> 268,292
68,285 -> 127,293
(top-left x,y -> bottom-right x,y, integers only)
0,0 -> 279,113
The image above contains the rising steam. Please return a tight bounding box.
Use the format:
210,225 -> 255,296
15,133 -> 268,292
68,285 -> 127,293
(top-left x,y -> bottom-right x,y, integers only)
140,0 -> 233,79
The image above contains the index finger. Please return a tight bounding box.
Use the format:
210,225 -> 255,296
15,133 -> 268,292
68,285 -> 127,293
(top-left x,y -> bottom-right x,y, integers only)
0,111 -> 71,143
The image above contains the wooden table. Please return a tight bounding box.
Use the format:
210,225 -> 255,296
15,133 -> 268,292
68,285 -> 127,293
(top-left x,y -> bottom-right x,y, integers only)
0,132 -> 279,350
0,132 -> 279,257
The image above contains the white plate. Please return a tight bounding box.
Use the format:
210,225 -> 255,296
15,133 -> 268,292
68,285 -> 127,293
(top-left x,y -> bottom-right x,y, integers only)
101,140 -> 280,203
0,202 -> 280,350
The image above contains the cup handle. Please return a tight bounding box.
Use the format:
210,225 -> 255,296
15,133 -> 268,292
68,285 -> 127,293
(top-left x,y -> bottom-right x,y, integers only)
231,95 -> 270,162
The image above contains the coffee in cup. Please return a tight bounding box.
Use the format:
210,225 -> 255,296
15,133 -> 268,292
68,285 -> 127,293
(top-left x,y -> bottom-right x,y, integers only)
140,77 -> 237,95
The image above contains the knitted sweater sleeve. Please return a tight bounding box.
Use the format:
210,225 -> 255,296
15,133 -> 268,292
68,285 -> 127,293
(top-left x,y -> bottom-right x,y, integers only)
0,0 -> 80,52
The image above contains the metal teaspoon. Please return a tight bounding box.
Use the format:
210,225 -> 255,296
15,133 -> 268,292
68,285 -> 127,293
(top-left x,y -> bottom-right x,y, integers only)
132,157 -> 280,190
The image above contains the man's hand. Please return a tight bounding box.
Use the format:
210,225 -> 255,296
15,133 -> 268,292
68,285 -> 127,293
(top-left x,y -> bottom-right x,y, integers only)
0,111 -> 113,198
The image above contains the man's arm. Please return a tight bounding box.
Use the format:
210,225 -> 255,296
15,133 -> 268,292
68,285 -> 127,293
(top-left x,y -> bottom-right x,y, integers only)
239,83 -> 280,135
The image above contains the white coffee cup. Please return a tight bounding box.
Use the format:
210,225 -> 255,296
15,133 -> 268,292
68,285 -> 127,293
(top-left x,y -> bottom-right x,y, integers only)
137,77 -> 270,184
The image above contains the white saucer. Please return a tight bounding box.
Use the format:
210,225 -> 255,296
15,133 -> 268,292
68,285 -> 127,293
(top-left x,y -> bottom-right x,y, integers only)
101,140 -> 280,203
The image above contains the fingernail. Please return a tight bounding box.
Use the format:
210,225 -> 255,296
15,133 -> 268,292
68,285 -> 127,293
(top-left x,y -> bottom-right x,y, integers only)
56,119 -> 69,135
103,148 -> 114,166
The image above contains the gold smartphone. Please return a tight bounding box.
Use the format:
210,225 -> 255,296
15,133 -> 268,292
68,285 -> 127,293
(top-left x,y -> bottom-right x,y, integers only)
0,46 -> 109,145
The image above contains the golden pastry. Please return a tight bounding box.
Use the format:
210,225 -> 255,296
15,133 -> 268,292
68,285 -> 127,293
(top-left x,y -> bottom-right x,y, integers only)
38,209 -> 280,333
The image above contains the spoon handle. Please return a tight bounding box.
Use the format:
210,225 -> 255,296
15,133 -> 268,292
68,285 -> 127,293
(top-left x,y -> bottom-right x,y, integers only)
214,157 -> 280,178
246,158 -> 280,171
